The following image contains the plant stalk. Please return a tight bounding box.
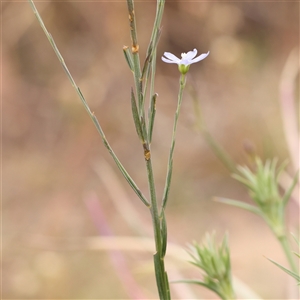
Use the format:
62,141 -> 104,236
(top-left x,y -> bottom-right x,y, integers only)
162,74 -> 186,210
278,234 -> 297,273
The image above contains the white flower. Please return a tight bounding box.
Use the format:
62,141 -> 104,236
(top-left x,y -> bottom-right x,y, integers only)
162,48 -> 209,74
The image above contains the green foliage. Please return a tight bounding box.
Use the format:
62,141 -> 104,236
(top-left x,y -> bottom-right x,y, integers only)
268,234 -> 300,284
176,233 -> 235,300
232,157 -> 287,237
217,157 -> 298,273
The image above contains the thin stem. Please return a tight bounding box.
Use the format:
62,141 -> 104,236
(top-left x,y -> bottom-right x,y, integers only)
278,234 -> 297,273
146,158 -> 161,253
162,74 -> 186,211
126,0 -> 143,116
202,129 -> 237,173
190,84 -> 236,173
146,0 -> 164,98
126,1 -> 169,299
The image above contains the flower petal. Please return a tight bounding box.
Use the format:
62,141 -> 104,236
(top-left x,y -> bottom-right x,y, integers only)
183,48 -> 197,61
162,56 -> 179,64
163,52 -> 181,63
190,51 -> 210,64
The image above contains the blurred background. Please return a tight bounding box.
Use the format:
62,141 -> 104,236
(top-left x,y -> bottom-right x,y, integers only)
3,1 -> 299,299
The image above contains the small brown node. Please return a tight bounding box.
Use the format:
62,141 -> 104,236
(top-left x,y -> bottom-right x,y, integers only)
129,14 -> 133,22
123,45 -> 129,50
132,44 -> 139,53
143,143 -> 150,161
144,149 -> 151,161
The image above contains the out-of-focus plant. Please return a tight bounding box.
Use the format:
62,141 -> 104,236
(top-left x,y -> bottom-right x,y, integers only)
175,233 -> 236,300
217,157 -> 298,273
188,82 -> 237,173
268,234 -> 300,284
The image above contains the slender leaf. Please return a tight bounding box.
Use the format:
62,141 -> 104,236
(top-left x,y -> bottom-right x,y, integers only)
164,271 -> 171,300
123,46 -> 134,71
160,209 -> 167,258
282,170 -> 299,207
162,159 -> 173,210
154,253 -> 166,299
214,197 -> 263,216
267,257 -> 300,282
131,88 -> 145,142
148,93 -> 157,144
141,27 -> 161,79
291,233 -> 300,245
140,115 -> 148,145
173,280 -> 226,300
28,0 -> 150,208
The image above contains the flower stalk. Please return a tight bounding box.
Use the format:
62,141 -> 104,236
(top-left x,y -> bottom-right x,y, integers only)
162,74 -> 186,210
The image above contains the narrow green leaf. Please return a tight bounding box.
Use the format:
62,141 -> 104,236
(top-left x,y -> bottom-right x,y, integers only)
267,257 -> 300,282
160,209 -> 167,258
123,46 -> 134,71
148,93 -> 157,144
276,159 -> 289,181
282,171 -> 299,207
140,115 -> 148,144
291,233 -> 300,245
172,280 -> 226,300
232,174 -> 253,189
141,42 -> 153,80
28,0 -> 150,208
162,159 -> 173,210
141,27 -> 161,79
164,271 -> 171,300
294,252 -> 300,259
214,197 -> 263,216
131,88 -> 144,142
154,253 -> 166,299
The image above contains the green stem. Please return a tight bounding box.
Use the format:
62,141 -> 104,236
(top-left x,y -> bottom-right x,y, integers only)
219,280 -> 236,300
162,74 -> 186,210
202,129 -> 237,173
146,158 -> 161,252
267,205 -> 297,273
126,0 -> 143,115
278,234 -> 297,273
190,83 -> 236,173
126,1 -> 169,298
146,155 -> 170,299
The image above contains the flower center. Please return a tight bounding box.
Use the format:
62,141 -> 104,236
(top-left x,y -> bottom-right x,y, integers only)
181,53 -> 187,59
